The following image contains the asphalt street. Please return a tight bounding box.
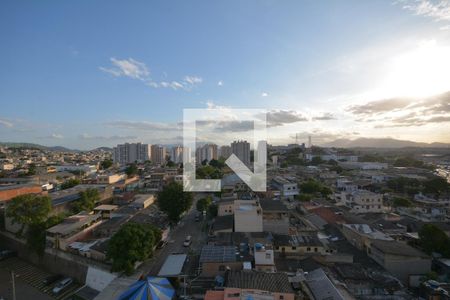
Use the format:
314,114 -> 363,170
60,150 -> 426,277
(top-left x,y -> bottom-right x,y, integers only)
137,195 -> 208,277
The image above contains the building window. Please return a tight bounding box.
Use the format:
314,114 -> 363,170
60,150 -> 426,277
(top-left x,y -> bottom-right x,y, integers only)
292,247 -> 296,250
266,253 -> 271,259
279,296 -> 284,300
314,247 -> 318,252
307,247 -> 311,252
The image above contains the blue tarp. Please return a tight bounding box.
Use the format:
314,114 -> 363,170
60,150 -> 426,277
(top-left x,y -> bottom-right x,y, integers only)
118,276 -> 175,300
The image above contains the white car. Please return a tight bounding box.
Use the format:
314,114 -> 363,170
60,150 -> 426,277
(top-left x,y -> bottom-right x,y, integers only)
52,277 -> 73,294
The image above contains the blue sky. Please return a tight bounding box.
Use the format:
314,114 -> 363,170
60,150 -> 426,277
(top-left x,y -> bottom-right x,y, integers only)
1,0 -> 450,149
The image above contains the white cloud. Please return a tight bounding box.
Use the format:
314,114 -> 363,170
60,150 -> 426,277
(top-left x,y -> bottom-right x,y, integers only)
105,120 -> 182,132
217,80 -> 224,86
0,119 -> 13,128
100,57 -> 203,91
79,133 -> 138,140
100,57 -> 150,81
399,0 -> 450,28
184,76 -> 203,85
261,92 -> 269,97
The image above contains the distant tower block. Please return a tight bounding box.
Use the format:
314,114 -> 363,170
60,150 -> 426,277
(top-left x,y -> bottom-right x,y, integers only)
308,135 -> 312,148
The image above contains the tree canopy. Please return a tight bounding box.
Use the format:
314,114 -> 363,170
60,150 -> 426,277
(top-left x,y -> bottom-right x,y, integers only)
196,165 -> 222,179
100,159 -> 113,170
157,182 -> 193,222
300,179 -> 332,197
61,178 -> 81,190
6,194 -> 52,234
125,163 -> 138,177
392,197 -> 412,208
419,224 -> 450,257
107,223 -> 161,274
6,194 -> 56,255
72,188 -> 100,213
196,196 -> 212,213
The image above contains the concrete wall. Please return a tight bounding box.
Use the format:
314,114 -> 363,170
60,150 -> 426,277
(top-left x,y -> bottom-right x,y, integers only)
0,233 -> 98,283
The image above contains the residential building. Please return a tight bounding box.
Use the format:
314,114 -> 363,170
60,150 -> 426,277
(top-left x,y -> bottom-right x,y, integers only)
234,200 -> 263,232
219,145 -> 232,159
55,164 -> 97,175
338,190 -> 385,213
171,145 -> 188,164
231,140 -> 250,166
151,144 -> 166,165
113,143 -> 151,165
196,143 -> 218,164
199,245 -> 244,277
96,173 -> 127,184
273,233 -> 328,256
223,271 -> 295,300
259,199 -> 290,234
271,176 -> 298,200
217,199 -> 235,216
253,243 -> 275,272
341,223 -> 393,251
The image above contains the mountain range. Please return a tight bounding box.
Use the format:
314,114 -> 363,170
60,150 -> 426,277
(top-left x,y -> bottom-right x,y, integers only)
322,138 -> 450,148
1,138 -> 450,151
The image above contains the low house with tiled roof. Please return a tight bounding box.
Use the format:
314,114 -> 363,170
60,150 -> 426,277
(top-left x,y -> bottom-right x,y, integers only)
224,270 -> 295,300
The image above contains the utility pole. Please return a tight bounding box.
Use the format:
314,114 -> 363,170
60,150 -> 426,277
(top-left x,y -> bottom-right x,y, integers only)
10,270 -> 16,300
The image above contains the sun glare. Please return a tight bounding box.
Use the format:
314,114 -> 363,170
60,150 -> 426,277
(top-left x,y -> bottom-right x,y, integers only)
381,40 -> 450,98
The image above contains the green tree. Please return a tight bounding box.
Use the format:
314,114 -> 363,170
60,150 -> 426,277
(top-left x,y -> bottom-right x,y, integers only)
107,223 -> 161,274
72,188 -> 100,213
419,224 -> 450,257
392,197 -> 412,207
209,159 -> 225,169
300,179 -> 332,197
157,182 -> 193,222
166,160 -> 175,167
27,163 -> 37,176
61,178 -> 81,190
6,194 -> 52,235
196,196 -> 212,212
125,163 -> 138,177
423,177 -> 450,196
297,194 -> 313,202
100,159 -> 113,170
196,165 -> 222,179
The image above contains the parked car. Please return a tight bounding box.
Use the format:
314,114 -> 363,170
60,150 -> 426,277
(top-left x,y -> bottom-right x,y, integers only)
183,235 -> 192,247
0,250 -> 17,261
52,277 -> 73,294
43,274 -> 64,286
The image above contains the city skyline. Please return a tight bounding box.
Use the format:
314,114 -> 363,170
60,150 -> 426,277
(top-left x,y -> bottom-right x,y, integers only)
1,1 -> 450,149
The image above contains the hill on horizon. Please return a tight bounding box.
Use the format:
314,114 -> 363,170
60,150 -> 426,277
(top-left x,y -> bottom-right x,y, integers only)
322,137 -> 450,148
